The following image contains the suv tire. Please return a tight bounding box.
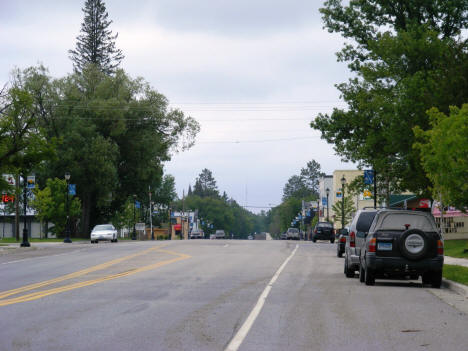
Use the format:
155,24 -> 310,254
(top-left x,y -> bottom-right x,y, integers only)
399,229 -> 430,261
359,264 -> 365,283
345,259 -> 354,278
312,237 -> 316,243
364,263 -> 375,286
430,271 -> 442,289
330,238 -> 335,244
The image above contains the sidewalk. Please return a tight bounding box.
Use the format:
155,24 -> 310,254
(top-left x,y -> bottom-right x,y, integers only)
444,255 -> 468,267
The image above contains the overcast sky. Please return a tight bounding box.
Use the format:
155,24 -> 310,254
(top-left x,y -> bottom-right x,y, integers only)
0,0 -> 355,212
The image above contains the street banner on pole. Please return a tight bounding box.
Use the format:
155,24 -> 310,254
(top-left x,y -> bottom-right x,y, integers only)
364,170 -> 374,185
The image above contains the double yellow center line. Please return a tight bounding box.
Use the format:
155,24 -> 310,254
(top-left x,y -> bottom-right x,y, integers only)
0,246 -> 191,307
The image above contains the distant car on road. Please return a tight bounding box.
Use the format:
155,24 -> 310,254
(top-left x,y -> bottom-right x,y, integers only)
91,224 -> 118,243
286,228 -> 300,240
336,228 -> 349,257
311,222 -> 335,243
215,230 -> 225,239
209,234 -> 216,240
248,235 -> 253,240
190,229 -> 204,239
280,232 -> 287,240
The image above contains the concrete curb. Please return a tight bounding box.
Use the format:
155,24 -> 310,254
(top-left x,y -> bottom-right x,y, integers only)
442,279 -> 468,298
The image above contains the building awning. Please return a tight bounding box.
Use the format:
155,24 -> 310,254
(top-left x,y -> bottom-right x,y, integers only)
389,195 -> 417,207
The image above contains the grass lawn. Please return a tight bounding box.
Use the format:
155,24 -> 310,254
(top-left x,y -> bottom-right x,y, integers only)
444,239 -> 468,258
443,264 -> 468,286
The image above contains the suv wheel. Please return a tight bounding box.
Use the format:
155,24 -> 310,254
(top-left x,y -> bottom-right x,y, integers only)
330,238 -> 335,244
359,264 -> 365,283
345,259 -> 354,278
312,237 -> 316,243
399,229 -> 430,261
430,271 -> 442,289
364,263 -> 375,286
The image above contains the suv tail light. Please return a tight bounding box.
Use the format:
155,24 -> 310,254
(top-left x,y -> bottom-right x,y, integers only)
340,236 -> 346,243
368,238 -> 376,253
349,231 -> 356,247
437,240 -> 444,255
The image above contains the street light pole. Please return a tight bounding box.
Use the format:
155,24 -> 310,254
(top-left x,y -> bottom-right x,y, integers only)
64,172 -> 72,243
132,195 -> 137,240
326,187 -> 330,222
341,175 -> 346,229
20,175 -> 30,247
150,201 -> 154,240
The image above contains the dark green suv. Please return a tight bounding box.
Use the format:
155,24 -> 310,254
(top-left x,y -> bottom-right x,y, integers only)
358,209 -> 443,287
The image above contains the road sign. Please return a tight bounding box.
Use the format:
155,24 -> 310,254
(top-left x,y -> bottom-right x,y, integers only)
336,191 -> 342,198
364,170 -> 374,185
322,197 -> 327,206
363,189 -> 372,199
27,176 -> 35,189
3,174 -> 15,186
68,184 -> 76,195
135,200 -> 141,209
135,222 -> 145,231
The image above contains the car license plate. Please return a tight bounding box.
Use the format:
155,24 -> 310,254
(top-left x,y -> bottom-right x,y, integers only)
378,242 -> 392,251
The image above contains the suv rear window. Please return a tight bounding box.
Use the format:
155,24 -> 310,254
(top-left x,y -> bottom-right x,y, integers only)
317,222 -> 333,228
356,212 -> 377,232
288,228 -> 299,233
375,213 -> 437,231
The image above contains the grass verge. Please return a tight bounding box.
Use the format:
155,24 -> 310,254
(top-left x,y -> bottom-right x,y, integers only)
444,239 -> 468,259
443,264 -> 468,286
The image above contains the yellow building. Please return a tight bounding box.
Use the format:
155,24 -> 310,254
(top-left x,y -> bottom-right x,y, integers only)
331,170 -> 375,228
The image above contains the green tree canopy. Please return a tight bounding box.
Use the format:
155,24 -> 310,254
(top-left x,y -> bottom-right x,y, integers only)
18,65 -> 199,234
414,105 -> 468,211
31,178 -> 81,237
193,168 -> 219,198
312,0 -> 468,196
69,0 -> 124,74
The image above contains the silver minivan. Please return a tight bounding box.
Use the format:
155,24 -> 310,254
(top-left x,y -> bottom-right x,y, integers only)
344,209 -> 378,277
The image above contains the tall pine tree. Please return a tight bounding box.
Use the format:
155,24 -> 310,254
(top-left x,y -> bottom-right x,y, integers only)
69,0 -> 124,74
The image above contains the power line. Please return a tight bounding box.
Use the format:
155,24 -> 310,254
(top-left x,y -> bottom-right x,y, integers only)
196,136 -> 321,144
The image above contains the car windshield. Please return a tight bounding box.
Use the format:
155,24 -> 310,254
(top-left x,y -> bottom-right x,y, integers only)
288,228 -> 299,233
93,225 -> 113,231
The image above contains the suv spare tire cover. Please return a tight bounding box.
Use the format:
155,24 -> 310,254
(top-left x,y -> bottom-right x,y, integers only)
399,229 -> 429,260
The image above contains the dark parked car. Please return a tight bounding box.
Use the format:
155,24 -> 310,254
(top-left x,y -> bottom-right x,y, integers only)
358,209 -> 443,287
312,222 -> 335,243
336,228 -> 348,257
344,209 -> 379,278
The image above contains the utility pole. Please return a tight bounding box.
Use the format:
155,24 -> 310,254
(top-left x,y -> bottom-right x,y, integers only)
182,190 -> 185,240
15,174 -> 20,241
149,186 -> 154,240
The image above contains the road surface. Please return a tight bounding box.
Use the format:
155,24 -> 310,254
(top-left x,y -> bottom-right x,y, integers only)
0,240 -> 466,351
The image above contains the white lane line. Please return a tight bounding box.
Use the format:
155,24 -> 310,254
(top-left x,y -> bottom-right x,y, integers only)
225,244 -> 299,351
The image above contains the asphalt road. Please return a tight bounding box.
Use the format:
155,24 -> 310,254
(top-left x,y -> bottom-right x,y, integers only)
0,240 -> 467,351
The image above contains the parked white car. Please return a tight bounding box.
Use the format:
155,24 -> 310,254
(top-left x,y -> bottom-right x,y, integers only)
91,224 -> 118,243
